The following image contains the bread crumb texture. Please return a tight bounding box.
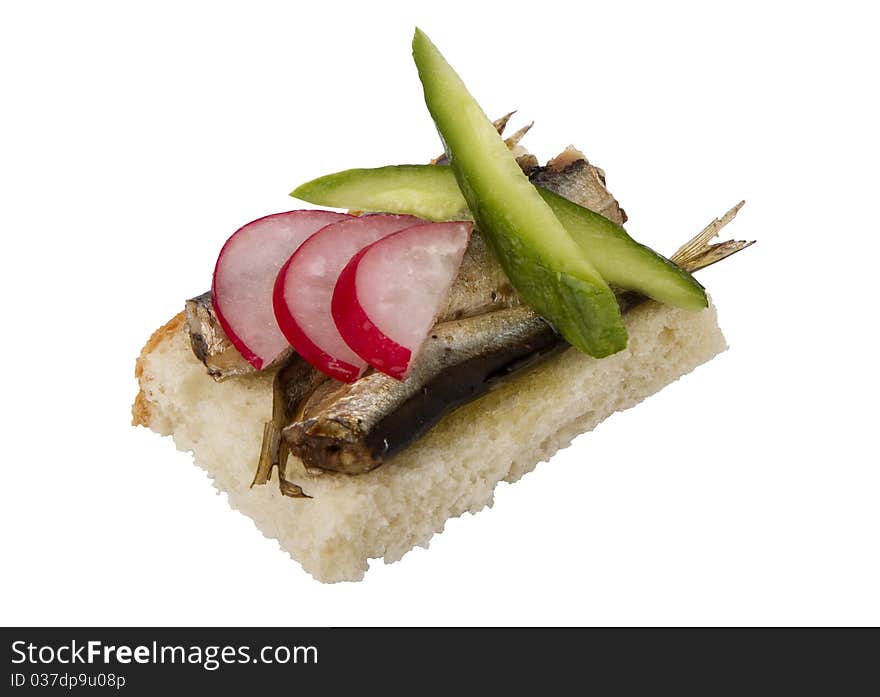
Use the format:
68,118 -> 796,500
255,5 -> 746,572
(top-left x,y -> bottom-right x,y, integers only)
133,302 -> 726,582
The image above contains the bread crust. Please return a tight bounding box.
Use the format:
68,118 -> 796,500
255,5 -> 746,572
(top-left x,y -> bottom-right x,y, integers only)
132,311 -> 186,427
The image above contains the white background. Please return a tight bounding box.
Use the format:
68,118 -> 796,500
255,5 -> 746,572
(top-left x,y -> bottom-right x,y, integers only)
2,1 -> 878,626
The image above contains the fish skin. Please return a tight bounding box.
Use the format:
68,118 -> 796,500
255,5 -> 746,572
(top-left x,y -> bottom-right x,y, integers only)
439,232 -> 520,320
184,292 -> 259,380
283,306 -> 561,474
528,145 -> 627,226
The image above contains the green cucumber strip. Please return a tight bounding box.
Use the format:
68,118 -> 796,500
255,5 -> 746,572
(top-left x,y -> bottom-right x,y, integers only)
412,28 -> 626,358
291,165 -> 468,222
293,165 -> 467,220
539,189 -> 707,310
292,164 -> 707,310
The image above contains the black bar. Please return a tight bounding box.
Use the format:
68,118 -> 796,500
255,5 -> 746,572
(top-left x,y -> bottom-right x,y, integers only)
3,628 -> 877,694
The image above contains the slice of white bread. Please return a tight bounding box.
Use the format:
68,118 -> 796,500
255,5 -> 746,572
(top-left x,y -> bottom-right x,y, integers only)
133,300 -> 726,582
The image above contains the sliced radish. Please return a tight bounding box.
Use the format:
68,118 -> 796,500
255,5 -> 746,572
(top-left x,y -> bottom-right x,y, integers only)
211,210 -> 349,370
273,214 -> 423,382
332,221 -> 472,380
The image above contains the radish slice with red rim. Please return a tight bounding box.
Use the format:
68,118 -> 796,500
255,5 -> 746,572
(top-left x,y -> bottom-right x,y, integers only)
273,214 -> 424,382
212,210 -> 350,370
332,221 -> 472,380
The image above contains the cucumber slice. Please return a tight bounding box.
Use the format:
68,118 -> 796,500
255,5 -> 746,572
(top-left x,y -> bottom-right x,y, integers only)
538,189 -> 707,310
292,164 -> 707,310
294,165 -> 468,221
412,28 -> 627,358
291,165 -> 468,222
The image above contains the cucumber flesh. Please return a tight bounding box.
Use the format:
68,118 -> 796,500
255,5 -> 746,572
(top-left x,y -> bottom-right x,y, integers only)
292,164 -> 707,310
412,28 -> 626,358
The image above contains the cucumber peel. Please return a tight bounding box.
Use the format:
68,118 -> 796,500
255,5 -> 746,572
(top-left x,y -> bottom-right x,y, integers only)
292,164 -> 707,311
411,28 -> 627,358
